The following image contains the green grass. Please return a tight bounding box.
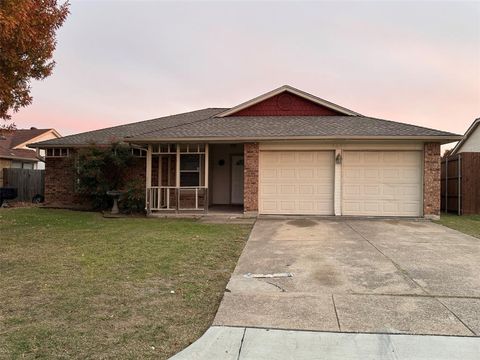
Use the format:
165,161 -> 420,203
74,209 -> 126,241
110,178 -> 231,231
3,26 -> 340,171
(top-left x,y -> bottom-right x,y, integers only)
0,208 -> 252,359
435,213 -> 480,239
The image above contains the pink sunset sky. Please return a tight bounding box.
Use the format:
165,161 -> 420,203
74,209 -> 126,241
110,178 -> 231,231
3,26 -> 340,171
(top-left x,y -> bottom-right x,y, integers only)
10,0 -> 480,149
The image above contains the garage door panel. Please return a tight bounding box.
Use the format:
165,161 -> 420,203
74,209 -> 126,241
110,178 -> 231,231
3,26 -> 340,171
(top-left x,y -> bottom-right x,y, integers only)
299,185 -> 314,195
342,151 -> 422,216
260,151 -> 334,215
261,184 -> 277,194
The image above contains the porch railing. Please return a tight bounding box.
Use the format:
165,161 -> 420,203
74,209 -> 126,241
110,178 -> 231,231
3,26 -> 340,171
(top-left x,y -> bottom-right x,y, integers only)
146,186 -> 208,213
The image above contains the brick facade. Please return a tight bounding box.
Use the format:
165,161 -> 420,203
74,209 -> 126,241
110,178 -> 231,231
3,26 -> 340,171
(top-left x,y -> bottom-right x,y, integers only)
233,93 -> 342,116
44,149 -> 149,208
423,142 -> 441,219
44,151 -> 84,207
243,143 -> 259,213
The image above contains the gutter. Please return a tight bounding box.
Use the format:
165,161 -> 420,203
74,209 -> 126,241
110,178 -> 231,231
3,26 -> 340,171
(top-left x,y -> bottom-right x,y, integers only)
0,155 -> 41,162
124,135 -> 463,144
28,135 -> 463,149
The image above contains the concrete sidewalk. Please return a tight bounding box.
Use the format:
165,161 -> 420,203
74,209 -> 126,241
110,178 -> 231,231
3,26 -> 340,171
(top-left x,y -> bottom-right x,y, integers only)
170,326 -> 480,360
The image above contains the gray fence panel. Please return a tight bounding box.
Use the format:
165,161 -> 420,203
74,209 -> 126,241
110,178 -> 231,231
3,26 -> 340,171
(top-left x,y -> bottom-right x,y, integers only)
2,168 -> 45,202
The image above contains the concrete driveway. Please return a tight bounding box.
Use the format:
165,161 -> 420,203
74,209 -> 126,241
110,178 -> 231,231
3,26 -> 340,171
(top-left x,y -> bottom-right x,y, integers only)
214,218 -> 480,336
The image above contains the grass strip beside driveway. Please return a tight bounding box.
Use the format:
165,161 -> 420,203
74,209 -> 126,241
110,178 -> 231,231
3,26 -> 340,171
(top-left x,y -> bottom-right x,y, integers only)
0,208 -> 251,359
435,213 -> 480,239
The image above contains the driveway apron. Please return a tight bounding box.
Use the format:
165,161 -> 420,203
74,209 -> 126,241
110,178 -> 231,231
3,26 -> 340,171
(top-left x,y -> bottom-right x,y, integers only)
214,218 -> 480,336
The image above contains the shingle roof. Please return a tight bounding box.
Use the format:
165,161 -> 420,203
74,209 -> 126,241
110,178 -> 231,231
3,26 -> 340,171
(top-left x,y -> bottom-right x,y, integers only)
128,115 -> 459,141
32,108 -> 225,147
31,108 -> 460,148
0,129 -> 49,161
9,128 -> 54,148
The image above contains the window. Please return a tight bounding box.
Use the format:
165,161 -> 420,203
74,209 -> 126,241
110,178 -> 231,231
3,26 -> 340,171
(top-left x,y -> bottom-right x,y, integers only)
180,154 -> 200,186
11,161 -> 35,169
46,148 -> 69,157
131,148 -> 146,157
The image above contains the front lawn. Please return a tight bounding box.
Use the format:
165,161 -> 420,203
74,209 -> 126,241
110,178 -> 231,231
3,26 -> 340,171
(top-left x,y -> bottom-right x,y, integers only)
0,208 -> 251,359
435,213 -> 480,239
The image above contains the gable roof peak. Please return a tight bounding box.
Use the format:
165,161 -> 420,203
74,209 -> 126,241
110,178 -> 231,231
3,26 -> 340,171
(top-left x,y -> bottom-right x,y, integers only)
451,117 -> 480,155
215,85 -> 361,117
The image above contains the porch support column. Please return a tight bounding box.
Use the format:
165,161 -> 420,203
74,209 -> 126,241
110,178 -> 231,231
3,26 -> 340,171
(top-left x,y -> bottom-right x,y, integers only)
334,147 -> 342,216
204,143 -> 209,213
176,143 -> 180,212
146,144 -> 152,213
158,154 -> 163,207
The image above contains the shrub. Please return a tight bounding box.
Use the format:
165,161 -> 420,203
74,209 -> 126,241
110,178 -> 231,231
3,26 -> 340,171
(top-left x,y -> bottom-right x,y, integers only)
75,144 -> 145,212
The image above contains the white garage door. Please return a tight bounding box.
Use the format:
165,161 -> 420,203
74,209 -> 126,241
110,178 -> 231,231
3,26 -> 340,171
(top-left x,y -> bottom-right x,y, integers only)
259,151 -> 334,215
342,151 -> 422,216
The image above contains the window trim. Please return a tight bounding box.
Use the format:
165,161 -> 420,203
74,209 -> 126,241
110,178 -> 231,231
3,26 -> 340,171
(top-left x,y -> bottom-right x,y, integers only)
46,148 -> 70,158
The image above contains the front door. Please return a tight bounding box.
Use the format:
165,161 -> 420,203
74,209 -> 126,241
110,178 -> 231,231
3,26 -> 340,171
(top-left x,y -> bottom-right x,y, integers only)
231,155 -> 244,204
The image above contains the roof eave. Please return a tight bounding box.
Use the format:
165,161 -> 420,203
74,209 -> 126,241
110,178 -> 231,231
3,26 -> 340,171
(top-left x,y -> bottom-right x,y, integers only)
125,135 -> 463,144
27,142 -> 119,149
0,155 -> 41,161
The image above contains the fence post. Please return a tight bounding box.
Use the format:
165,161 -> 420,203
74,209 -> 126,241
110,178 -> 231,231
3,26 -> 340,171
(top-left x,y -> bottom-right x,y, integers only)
445,157 -> 448,213
458,154 -> 461,215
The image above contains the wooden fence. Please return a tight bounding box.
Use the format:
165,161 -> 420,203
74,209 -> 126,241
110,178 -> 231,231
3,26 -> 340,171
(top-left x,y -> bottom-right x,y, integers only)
441,153 -> 480,215
2,168 -> 45,202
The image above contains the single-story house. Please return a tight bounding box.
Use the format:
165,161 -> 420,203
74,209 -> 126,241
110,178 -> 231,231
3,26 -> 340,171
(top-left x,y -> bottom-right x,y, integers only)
0,127 -> 61,186
31,85 -> 461,219
441,118 -> 480,215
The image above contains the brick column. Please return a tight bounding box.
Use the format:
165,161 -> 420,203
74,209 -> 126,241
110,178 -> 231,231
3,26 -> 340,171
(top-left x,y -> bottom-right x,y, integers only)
423,142 -> 441,219
244,143 -> 259,214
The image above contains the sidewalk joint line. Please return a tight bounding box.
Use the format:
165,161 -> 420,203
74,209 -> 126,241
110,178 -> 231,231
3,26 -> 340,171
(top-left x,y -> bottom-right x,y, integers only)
331,294 -> 342,331
236,327 -> 246,360
346,221 -> 477,336
435,298 -> 477,336
345,222 -> 429,295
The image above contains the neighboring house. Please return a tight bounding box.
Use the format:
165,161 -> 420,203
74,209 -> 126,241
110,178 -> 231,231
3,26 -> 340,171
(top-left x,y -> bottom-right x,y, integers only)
451,118 -> 480,155
441,118 -> 480,215
0,128 -> 61,186
31,85 -> 460,219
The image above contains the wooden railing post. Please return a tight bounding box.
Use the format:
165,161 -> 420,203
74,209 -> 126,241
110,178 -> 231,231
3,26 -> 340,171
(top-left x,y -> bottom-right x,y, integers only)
145,145 -> 153,214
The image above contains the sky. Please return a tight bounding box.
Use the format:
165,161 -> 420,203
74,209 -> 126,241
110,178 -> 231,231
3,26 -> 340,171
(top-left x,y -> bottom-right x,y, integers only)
10,0 -> 480,149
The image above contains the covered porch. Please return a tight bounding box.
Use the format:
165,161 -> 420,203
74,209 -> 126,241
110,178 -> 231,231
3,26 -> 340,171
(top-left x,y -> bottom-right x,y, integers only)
144,143 -> 245,215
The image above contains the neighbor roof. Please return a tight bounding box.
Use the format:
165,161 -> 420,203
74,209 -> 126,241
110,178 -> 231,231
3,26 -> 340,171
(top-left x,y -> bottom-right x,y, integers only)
1,128 -> 56,161
451,118 -> 480,155
127,115 -> 460,142
8,128 -> 60,148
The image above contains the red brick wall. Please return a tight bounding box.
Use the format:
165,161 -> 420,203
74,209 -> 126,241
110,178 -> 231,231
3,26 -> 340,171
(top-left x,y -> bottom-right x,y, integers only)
423,143 -> 441,218
44,150 -> 148,208
244,143 -> 259,212
44,151 -> 84,206
232,92 -> 342,116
